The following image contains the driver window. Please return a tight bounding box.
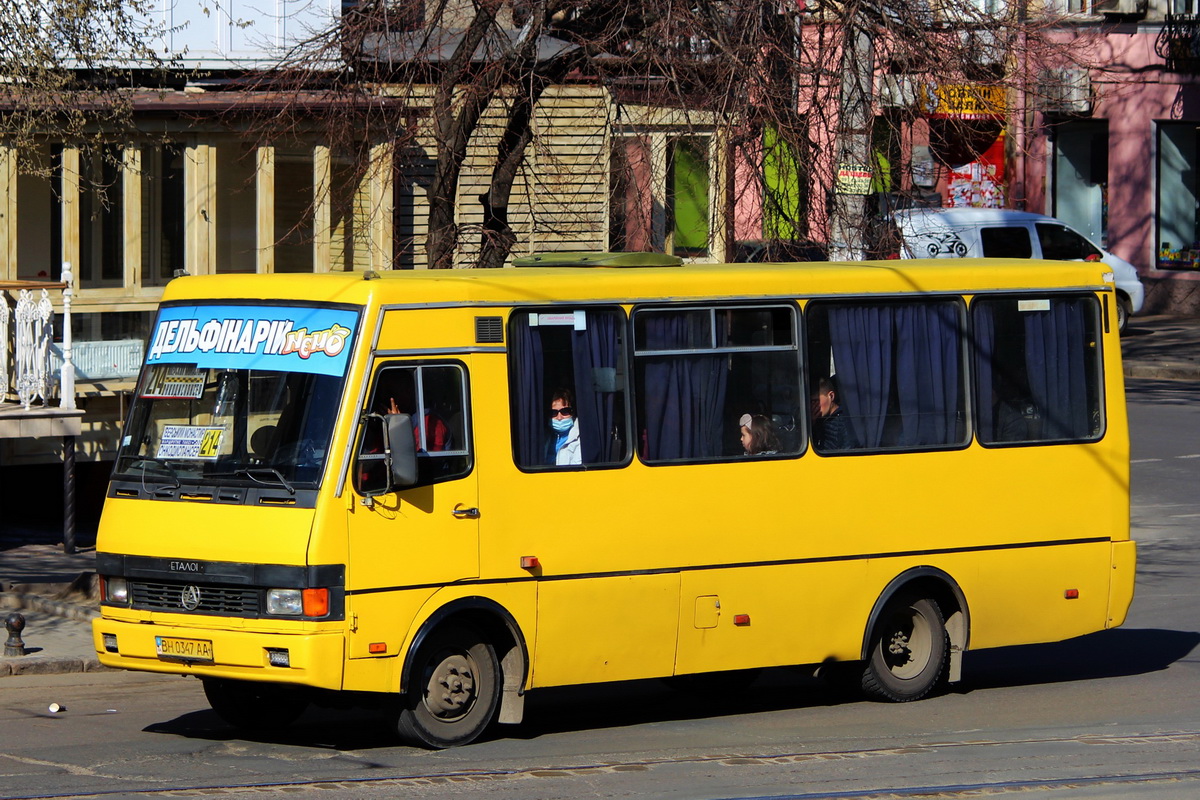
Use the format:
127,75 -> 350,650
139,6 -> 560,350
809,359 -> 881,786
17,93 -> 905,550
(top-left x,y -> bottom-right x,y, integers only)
1036,223 -> 1101,261
358,363 -> 472,490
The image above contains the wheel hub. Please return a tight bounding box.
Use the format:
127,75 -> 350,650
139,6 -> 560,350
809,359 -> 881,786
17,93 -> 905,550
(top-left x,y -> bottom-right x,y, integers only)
425,654 -> 476,719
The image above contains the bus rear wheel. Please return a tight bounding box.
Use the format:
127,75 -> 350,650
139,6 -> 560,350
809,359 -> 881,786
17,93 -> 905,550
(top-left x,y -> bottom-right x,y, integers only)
861,594 -> 948,702
394,624 -> 500,749
202,678 -> 309,732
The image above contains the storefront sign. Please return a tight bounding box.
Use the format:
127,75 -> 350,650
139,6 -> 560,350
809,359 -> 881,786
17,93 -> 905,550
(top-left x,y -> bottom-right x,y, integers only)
921,83 -> 1006,120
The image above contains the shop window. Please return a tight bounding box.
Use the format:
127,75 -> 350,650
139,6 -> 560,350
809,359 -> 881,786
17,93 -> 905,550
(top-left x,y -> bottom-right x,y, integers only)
1156,123 -> 1200,269
275,149 -> 315,273
633,305 -> 802,462
508,308 -> 629,469
141,143 -> 186,287
214,142 -> 257,274
973,295 -> 1102,444
806,300 -> 966,454
17,144 -> 58,281
78,146 -> 124,288
669,138 -> 710,257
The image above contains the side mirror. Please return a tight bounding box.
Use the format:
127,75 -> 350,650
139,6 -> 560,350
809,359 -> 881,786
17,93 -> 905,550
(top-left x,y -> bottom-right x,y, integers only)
354,412 -> 418,496
385,413 -> 418,488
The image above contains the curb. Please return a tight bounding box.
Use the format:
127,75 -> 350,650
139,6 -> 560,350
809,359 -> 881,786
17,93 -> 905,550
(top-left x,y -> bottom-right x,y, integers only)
1124,363 -> 1200,381
0,654 -> 110,677
0,591 -> 99,623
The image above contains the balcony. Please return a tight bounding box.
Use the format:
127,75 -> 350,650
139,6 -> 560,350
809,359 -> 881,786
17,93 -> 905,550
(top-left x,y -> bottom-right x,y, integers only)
1156,15 -> 1200,74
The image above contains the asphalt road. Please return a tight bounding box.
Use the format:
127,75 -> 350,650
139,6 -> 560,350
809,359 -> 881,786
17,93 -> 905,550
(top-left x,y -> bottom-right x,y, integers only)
1,378 -> 1198,800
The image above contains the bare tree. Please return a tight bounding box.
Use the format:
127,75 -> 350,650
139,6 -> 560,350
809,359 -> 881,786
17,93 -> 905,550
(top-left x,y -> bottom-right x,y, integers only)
0,0 -> 171,177
230,0 -> 1106,267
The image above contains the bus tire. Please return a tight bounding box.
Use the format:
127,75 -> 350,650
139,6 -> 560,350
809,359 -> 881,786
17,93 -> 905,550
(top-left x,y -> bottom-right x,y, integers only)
861,594 -> 948,702
395,623 -> 500,749
202,678 -> 309,732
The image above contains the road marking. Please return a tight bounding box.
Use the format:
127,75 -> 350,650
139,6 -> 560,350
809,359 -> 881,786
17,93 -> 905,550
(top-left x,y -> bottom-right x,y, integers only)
1131,458 -> 1163,464
1176,454 -> 1200,459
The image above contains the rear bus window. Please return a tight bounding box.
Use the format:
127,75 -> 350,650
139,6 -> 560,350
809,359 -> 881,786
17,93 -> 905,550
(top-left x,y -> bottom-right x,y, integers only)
633,305 -> 803,462
806,300 -> 967,453
973,295 -> 1103,445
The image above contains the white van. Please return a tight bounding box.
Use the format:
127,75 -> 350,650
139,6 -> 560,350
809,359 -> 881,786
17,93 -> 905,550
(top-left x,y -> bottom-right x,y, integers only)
893,208 -> 1145,331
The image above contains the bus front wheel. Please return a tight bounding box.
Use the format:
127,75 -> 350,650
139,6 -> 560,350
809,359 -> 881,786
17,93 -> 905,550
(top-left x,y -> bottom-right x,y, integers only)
202,678 -> 309,732
861,594 -> 948,702
395,624 -> 500,748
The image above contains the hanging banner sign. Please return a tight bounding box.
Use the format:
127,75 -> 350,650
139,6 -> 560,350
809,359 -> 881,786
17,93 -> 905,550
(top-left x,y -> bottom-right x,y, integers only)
835,164 -> 874,195
146,304 -> 358,377
921,83 -> 1007,120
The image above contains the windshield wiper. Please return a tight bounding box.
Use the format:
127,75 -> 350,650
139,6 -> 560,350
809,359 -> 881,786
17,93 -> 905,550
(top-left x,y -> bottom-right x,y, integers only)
211,467 -> 296,495
129,457 -> 182,490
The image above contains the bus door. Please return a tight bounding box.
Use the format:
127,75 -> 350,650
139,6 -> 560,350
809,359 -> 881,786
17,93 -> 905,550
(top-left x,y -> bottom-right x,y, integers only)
345,360 -> 478,660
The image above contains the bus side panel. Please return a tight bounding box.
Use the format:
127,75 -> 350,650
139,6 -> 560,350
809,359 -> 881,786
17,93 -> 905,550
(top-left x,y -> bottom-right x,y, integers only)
532,574 -> 679,688
674,561 -> 870,675
943,541 -> 1113,650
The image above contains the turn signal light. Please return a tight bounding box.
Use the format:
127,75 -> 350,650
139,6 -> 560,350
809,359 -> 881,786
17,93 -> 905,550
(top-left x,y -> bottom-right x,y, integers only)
369,642 -> 387,654
302,588 -> 330,617
734,614 -> 751,626
1064,589 -> 1080,600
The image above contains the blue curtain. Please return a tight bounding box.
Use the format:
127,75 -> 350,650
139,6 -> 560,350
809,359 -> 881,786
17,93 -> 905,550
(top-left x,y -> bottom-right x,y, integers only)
642,315 -> 728,460
973,302 -> 996,442
1024,299 -> 1090,439
827,305 -> 892,448
509,313 -> 545,467
572,312 -> 619,463
895,303 -> 960,446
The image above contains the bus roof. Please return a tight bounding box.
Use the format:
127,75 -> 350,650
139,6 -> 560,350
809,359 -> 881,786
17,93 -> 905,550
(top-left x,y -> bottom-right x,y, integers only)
160,257 -> 1116,308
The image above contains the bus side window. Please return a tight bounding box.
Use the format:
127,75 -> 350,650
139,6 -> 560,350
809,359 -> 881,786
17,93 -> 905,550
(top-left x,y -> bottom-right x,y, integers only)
508,308 -> 630,470
357,363 -> 472,490
806,300 -> 967,453
973,296 -> 1103,445
633,304 -> 803,462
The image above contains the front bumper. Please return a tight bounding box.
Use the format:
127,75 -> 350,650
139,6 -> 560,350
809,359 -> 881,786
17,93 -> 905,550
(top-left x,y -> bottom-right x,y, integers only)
93,616 -> 346,690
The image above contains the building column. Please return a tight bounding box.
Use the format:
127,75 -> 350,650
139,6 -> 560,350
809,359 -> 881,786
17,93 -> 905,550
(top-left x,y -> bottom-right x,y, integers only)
0,143 -> 15,280
123,145 -> 142,290
313,144 -> 331,273
370,140 -> 395,271
256,145 -> 275,273
60,146 -> 80,273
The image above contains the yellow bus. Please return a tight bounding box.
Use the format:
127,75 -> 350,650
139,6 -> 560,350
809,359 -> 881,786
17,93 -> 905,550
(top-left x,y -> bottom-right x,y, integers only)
93,253 -> 1135,748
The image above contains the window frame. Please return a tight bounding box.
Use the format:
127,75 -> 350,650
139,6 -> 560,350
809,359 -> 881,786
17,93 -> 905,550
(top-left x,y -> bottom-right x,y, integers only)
804,296 -> 971,456
356,359 -> 474,491
970,292 -> 1106,449
506,305 -> 634,473
632,301 -> 804,466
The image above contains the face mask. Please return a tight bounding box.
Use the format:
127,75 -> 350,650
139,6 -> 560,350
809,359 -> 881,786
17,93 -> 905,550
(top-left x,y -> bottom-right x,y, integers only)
552,416 -> 574,433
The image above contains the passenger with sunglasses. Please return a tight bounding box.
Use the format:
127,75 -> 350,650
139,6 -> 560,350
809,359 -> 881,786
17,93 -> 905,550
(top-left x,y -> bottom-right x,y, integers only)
547,388 -> 582,466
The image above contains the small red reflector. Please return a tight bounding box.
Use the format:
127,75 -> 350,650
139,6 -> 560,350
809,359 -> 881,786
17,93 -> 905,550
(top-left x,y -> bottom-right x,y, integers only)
369,642 -> 387,654
734,614 -> 751,626
302,588 -> 330,617
1064,589 -> 1079,599
520,556 -> 540,569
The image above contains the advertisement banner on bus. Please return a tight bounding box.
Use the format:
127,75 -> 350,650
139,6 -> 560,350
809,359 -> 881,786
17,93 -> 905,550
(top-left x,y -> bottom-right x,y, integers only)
146,305 -> 358,377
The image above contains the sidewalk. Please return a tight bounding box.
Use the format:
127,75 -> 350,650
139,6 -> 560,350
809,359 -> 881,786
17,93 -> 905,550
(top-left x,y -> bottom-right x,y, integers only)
2,313 -> 1198,678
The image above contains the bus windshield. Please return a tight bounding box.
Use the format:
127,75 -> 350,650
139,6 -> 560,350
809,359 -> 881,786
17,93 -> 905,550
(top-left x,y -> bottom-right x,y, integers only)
114,365 -> 344,490
112,302 -> 359,495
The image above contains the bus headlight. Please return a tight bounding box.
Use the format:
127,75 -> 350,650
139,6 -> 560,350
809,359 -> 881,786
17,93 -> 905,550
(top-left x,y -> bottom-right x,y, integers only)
266,589 -> 303,616
266,588 -> 329,617
103,577 -> 130,605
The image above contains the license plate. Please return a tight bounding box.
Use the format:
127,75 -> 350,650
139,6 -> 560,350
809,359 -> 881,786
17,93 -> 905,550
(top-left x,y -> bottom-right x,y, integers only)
155,636 -> 214,663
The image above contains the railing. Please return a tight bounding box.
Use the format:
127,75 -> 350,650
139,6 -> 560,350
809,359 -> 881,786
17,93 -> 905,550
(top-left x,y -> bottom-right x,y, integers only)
1156,14 -> 1200,74
0,263 -> 76,412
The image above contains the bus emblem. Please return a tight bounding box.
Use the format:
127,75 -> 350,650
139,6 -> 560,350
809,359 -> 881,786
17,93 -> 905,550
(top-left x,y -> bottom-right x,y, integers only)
181,585 -> 202,611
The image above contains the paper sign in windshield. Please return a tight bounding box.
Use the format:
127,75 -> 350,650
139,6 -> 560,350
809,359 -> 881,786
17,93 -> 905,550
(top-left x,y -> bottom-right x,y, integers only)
143,366 -> 206,399
158,425 -> 224,460
147,305 -> 358,377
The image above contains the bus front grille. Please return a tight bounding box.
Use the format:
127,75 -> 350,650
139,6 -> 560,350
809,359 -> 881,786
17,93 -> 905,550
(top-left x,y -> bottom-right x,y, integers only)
131,581 -> 259,616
